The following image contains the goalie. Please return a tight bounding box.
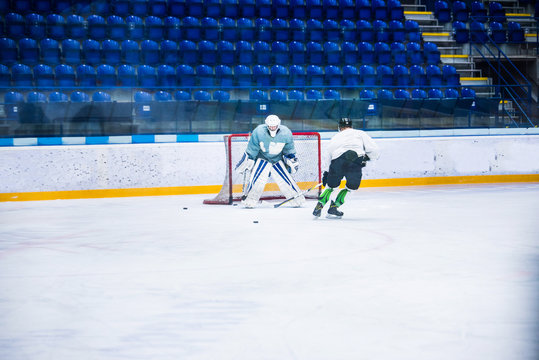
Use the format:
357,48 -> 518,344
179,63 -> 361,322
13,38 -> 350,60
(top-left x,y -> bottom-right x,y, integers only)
235,115 -> 305,208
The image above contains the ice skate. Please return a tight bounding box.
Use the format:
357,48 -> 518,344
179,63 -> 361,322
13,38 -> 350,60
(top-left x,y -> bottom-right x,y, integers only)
312,202 -> 324,217
326,201 -> 343,218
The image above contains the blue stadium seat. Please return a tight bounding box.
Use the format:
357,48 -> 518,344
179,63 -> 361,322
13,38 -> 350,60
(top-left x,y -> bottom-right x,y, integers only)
82,39 -> 101,66
126,15 -> 144,41
4,91 -> 24,120
324,65 -> 342,86
77,64 -> 96,87
182,16 -> 201,41
452,21 -> 469,44
196,64 -> 215,87
93,0 -> 110,15
214,90 -> 231,101
289,41 -> 306,65
46,14 -> 66,40
239,0 -> 256,18
423,42 -> 441,65
307,0 -> 323,19
394,88 -> 410,99
290,18 -> 306,42
49,91 -> 69,102
272,41 -> 289,65
289,64 -> 306,86
452,1 -> 469,22
118,64 -> 136,86
234,64 -> 251,86
19,38 -> 40,65
324,41 -> 340,65
306,19 -> 323,42
254,41 -> 271,65
0,38 -> 18,65
5,13 -> 25,39
357,20 -> 374,42
360,89 -> 375,100
442,65 -> 460,86
134,91 -> 152,117
272,18 -> 289,42
160,40 -> 179,65
204,0 -> 221,18
342,42 -> 358,65
146,16 -> 164,41
179,40 -> 198,65
250,89 -> 268,101
71,91 -> 90,102
290,0 -> 306,19
273,0 -> 289,19
199,40 -> 217,64
271,65 -> 288,86
393,65 -> 410,86
508,22 -> 525,43
102,39 -> 121,66
339,0 -> 355,20
377,89 -> 393,99
324,19 -> 340,42
236,41 -> 254,64
222,0 -> 239,18
175,90 -> 191,100
288,90 -> 304,100
306,89 -> 323,100
359,64 -> 375,86
373,0 -> 388,20
164,16 -> 182,41
12,63 -> 33,86
374,42 -> 391,65
132,0 -> 149,16
490,22 -> 506,44
217,40 -> 235,65
34,0 -> 52,14
34,64 -> 54,88
158,65 -> 176,86
177,64 -> 196,87
307,41 -> 323,65
471,1 -> 487,23
324,89 -> 340,100
168,0 -> 186,17
73,0 -> 91,15
376,64 -> 393,86
307,65 -> 324,86
389,20 -> 406,42
41,38 -> 61,65
215,65 -> 233,87
0,64 -> 10,86
373,20 -> 390,43
65,15 -> 86,40
323,0 -> 339,19
237,17 -> 255,41
461,88 -> 476,98
120,40 -> 139,65
340,19 -> 356,42
270,89 -> 287,101
391,41 -> 406,65
138,65 -> 157,87
470,21 -> 488,43
409,64 -> 427,86
406,41 -> 422,65
87,15 -> 106,40
255,18 -> 271,42
26,13 -> 46,40
253,64 -> 270,86
93,91 -> 112,102
357,0 -> 371,20
343,65 -> 359,86
434,0 -> 451,23
202,17 -> 219,41
445,88 -> 459,98
428,88 -> 443,99
55,64 -> 75,87
221,17 -> 238,41
112,0 -> 131,17
155,90 -> 172,101
141,40 -> 160,66
149,0 -> 168,17
388,0 -> 404,20
359,42 -> 374,64
426,65 -> 442,86
411,88 -> 427,99
405,20 -> 421,42
490,2 -> 507,23
108,15 -> 127,41
97,64 -> 117,86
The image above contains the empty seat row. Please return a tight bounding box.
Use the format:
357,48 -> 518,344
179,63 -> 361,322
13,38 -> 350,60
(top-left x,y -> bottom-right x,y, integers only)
0,0 -> 111,16
453,21 -> 527,44
435,0 -> 507,24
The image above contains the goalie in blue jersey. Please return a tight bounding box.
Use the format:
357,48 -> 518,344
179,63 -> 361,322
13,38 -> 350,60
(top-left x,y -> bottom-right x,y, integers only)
235,115 -> 305,208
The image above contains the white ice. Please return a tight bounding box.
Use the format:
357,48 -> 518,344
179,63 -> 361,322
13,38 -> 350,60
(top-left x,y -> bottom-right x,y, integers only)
1,184 -> 538,360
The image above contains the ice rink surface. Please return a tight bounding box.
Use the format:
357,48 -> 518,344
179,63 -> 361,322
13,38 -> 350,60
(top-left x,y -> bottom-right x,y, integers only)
1,183 -> 538,360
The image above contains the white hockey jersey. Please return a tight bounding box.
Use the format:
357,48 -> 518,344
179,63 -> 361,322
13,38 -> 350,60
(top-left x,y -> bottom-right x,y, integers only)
324,128 -> 380,171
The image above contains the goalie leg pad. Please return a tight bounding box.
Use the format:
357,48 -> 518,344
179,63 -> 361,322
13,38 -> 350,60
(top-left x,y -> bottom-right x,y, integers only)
272,160 -> 305,207
243,158 -> 271,208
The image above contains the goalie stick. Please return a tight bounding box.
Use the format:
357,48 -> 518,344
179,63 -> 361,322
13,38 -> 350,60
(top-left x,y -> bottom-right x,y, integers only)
273,183 -> 323,208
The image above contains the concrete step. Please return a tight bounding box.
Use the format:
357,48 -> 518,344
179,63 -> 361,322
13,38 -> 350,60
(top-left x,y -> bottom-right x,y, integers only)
441,54 -> 472,63
403,11 -> 436,22
422,32 -> 452,42
461,77 -> 491,86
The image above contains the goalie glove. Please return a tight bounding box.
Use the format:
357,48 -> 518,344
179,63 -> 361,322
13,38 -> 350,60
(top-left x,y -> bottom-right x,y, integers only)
284,154 -> 299,174
235,152 -> 255,174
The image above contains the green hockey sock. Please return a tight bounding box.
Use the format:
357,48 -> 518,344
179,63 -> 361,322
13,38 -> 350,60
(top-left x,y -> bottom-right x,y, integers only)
318,188 -> 333,206
334,189 -> 350,207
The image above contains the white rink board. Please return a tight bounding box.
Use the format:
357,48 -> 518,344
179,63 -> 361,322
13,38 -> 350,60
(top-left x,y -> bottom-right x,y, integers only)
1,135 -> 539,193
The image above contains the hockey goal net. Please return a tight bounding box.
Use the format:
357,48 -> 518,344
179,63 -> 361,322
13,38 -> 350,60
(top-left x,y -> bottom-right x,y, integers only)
204,132 -> 322,205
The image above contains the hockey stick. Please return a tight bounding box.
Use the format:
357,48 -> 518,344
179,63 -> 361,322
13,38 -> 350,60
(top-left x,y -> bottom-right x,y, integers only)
240,168 -> 251,201
273,182 -> 323,208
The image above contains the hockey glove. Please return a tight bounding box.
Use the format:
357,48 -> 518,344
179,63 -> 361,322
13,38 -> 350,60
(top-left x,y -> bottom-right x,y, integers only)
284,154 -> 299,174
235,152 -> 255,174
322,171 -> 328,187
360,154 -> 370,167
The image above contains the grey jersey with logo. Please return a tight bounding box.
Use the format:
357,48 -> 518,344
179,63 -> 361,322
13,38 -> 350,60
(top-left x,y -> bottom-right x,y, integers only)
245,124 -> 296,164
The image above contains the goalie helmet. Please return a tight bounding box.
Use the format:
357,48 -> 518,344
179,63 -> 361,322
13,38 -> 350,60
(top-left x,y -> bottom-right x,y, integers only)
338,117 -> 352,130
265,114 -> 281,137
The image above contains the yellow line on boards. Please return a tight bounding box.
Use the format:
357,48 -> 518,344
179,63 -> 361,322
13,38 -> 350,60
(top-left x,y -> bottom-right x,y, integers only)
2,175 -> 539,202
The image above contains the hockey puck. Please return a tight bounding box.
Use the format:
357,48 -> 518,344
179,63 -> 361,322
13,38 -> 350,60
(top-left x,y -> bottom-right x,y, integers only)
253,220 -> 259,223
183,207 -> 188,210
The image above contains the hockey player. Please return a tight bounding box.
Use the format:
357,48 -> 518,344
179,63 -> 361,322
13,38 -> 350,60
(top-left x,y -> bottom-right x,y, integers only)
235,114 -> 305,208
313,117 -> 379,218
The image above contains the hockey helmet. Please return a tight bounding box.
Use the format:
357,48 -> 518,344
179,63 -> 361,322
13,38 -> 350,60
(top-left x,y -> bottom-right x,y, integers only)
338,117 -> 352,130
265,114 -> 281,137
